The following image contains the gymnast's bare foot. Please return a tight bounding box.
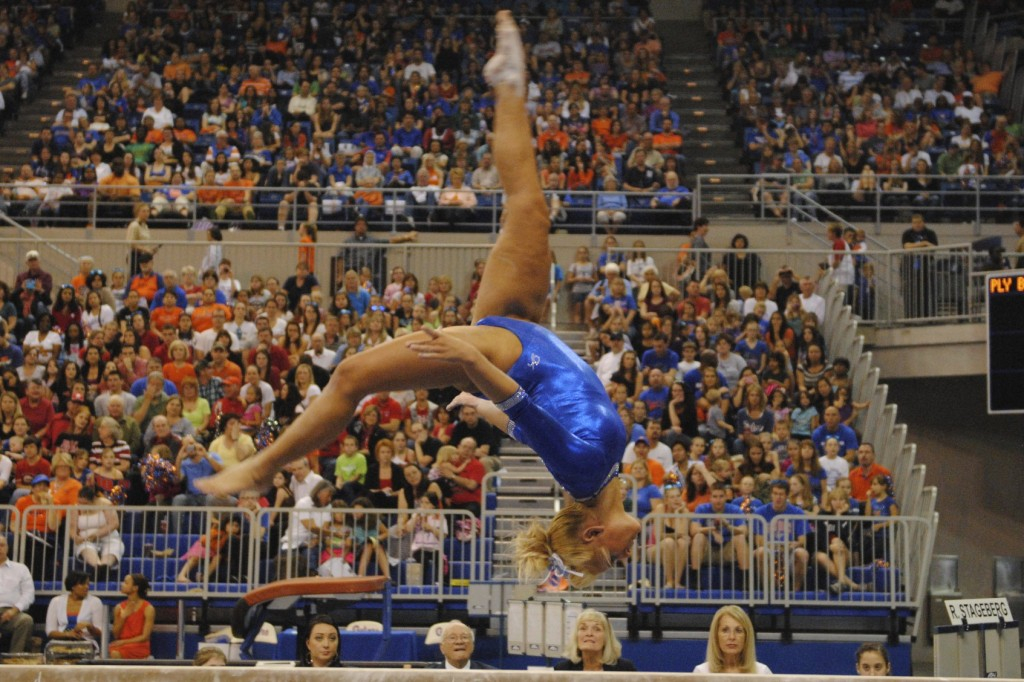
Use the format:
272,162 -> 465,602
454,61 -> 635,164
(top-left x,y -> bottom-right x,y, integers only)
197,457 -> 272,496
484,10 -> 526,96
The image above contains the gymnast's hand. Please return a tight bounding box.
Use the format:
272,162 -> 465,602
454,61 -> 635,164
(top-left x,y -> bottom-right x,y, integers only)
406,327 -> 483,365
447,391 -> 482,412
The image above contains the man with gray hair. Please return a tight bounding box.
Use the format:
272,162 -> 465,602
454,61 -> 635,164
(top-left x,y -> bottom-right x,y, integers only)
133,371 -> 171,431
94,370 -> 137,417
304,333 -> 334,371
429,621 -> 494,670
105,396 -> 142,457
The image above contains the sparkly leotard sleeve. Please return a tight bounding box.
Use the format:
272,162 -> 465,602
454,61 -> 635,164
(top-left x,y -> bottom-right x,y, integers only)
476,316 -> 625,501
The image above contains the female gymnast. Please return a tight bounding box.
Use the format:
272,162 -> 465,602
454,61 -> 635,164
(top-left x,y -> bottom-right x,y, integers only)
199,11 -> 640,589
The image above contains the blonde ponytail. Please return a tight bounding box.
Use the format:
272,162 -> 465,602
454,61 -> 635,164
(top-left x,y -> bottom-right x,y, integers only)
513,502 -> 608,589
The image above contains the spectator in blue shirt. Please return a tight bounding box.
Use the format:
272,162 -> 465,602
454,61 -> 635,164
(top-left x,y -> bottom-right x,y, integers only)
811,406 -> 859,461
641,333 -> 680,382
735,318 -> 769,373
638,368 -> 671,421
649,171 -> 690,211
753,479 -> 809,591
689,483 -> 750,572
596,177 -> 629,230
171,436 -> 228,533
0,321 -> 24,369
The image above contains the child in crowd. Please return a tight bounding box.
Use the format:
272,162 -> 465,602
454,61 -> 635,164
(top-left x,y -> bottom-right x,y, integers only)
240,384 -> 264,433
405,491 -> 448,585
92,448 -> 124,500
109,269 -> 127,309
790,390 -> 819,438
318,500 -> 354,578
867,475 -> 899,563
819,436 -> 850,493
71,449 -> 94,488
351,497 -> 391,580
700,388 -> 733,440
177,514 -> 233,583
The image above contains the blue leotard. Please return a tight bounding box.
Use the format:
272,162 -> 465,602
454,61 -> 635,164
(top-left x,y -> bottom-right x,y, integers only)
476,316 -> 625,501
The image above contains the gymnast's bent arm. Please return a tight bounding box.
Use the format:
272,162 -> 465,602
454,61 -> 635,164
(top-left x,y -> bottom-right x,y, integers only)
406,327 -> 520,405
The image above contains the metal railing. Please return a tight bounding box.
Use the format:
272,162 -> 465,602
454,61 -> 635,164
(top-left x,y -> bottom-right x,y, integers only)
0,235 -> 986,327
695,172 -> 1024,235
4,503 -> 478,602
637,512 -> 930,609
7,172 -> 1021,237
0,183 -> 692,237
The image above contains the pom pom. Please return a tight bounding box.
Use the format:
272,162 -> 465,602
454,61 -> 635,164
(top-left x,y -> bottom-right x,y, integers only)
254,418 -> 281,451
663,470 -> 682,490
107,484 -> 127,506
141,452 -> 176,492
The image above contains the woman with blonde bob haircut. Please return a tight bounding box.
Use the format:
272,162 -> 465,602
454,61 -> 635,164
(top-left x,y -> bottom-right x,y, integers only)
694,605 -> 771,674
555,609 -> 636,671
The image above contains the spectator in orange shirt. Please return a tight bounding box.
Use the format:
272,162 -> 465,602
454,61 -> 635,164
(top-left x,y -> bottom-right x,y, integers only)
172,116 -> 197,144
162,340 -> 197,391
162,50 -> 192,82
239,65 -> 272,97
150,291 -> 184,332
563,59 -> 590,85
207,344 -> 243,384
98,158 -> 141,222
127,254 -> 164,305
196,169 -> 222,217
191,288 -> 233,333
537,115 -> 569,152
213,164 -> 256,223
70,255 -> 95,294
652,118 -> 683,156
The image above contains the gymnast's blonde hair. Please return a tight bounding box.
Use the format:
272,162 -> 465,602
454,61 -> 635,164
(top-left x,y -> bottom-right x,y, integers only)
513,501 -> 610,589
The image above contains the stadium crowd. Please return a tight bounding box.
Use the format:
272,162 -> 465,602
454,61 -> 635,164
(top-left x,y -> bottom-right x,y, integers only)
0,210 -> 895,627
717,0 -> 1023,220
2,0 -> 692,230
0,0 -> 917,663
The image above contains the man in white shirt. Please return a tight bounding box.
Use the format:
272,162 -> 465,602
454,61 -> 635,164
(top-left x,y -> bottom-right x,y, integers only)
622,421 -> 673,471
798,277 -> 827,323
470,152 -> 501,192
402,49 -> 436,84
923,76 -> 953,107
93,371 -> 137,417
594,331 -> 627,384
278,479 -> 333,579
893,76 -> 923,111
304,333 -> 335,371
288,457 -> 323,502
287,81 -> 318,120
0,535 -> 35,654
142,92 -> 175,130
953,91 -> 983,124
193,308 -> 240,359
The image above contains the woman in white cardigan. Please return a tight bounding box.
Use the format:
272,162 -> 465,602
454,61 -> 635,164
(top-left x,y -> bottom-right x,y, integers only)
45,571 -> 104,642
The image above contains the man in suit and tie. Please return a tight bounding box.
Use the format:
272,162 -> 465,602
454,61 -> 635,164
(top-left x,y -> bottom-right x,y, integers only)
429,621 -> 494,670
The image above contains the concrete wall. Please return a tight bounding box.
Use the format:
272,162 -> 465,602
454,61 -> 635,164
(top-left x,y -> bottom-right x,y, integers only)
652,0 -> 703,21
870,323 -> 987,378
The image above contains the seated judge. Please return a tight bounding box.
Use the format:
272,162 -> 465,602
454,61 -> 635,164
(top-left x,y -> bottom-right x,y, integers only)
554,608 -> 637,672
429,620 -> 494,671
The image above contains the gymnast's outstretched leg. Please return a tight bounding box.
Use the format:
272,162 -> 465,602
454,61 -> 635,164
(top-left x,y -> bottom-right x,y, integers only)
198,13 -> 544,497
472,11 -> 552,325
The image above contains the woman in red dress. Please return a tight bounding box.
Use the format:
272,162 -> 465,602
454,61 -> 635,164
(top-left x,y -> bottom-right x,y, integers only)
109,573 -> 155,659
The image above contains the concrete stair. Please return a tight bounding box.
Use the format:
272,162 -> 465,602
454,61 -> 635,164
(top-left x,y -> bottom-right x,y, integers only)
660,21 -> 750,218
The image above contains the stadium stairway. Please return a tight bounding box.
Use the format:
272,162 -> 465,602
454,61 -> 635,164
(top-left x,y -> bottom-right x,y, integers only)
659,21 -> 748,218
0,14 -> 113,171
